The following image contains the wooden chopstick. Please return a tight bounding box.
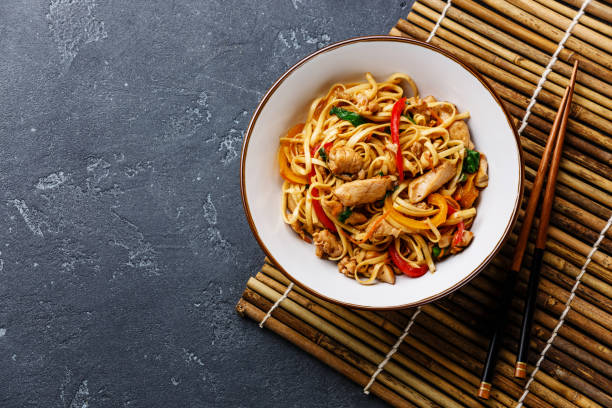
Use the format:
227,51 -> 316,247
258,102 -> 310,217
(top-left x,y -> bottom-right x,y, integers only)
477,60 -> 579,398
515,60 -> 579,379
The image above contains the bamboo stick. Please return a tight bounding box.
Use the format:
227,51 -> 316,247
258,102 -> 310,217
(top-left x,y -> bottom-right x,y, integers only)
411,2 -> 612,116
467,274 -> 612,373
398,16 -> 612,138
446,289 -> 610,403
460,277 -> 612,376
449,286 -> 612,403
494,244 -> 612,315
468,266 -> 612,365
563,0 -> 612,22
419,0 -> 612,99
532,0 -> 612,37
525,176 -> 612,245
518,135 -> 612,197
414,305 -> 589,408
475,0 -> 612,72
483,75 -> 612,152
505,0 -> 612,53
393,19 -> 612,152
520,123 -> 611,180
451,287 -> 612,406
254,272 -> 492,408
448,0 -> 612,81
505,226 -> 612,296
261,265 -> 551,407
521,151 -> 612,210
513,202 -> 612,269
409,314 -> 555,408
429,300 -> 604,408
246,277 -> 468,408
236,296 -> 419,408
489,253 -> 612,331
501,100 -> 612,166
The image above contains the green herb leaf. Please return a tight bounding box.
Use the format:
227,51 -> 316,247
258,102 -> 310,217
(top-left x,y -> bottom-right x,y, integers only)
318,147 -> 328,161
462,149 -> 480,174
403,112 -> 416,124
378,171 -> 384,176
338,208 -> 353,223
330,106 -> 366,127
432,245 -> 441,258
459,172 -> 467,183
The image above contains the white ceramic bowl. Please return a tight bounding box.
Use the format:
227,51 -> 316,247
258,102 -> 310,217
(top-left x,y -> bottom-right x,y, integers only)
241,36 -> 523,309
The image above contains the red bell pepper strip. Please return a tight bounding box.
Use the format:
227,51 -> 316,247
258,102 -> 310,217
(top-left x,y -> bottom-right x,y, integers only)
310,142 -> 336,232
391,97 -> 406,182
388,244 -> 428,278
447,205 -> 457,216
452,221 -> 465,248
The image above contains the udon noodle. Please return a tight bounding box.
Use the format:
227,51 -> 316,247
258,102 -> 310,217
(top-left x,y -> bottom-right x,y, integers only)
279,73 -> 488,285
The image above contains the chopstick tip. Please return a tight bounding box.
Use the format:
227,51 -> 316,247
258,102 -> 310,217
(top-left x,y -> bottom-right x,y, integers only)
477,382 -> 491,399
514,362 -> 528,379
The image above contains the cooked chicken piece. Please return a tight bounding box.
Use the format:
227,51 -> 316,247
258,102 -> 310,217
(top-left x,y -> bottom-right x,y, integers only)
371,219 -> 402,240
410,141 -> 424,157
365,250 -> 383,259
355,92 -> 368,107
287,194 -> 298,212
420,150 -> 433,169
438,229 -> 454,248
367,101 -> 379,113
334,176 -> 393,207
338,255 -> 357,277
377,264 -> 396,284
328,146 -> 363,175
289,220 -> 310,243
313,230 -> 343,258
449,120 -> 473,149
322,198 -> 343,217
345,212 -> 367,225
408,160 -> 456,203
450,230 -> 474,254
475,153 -> 488,188
433,103 -> 454,122
423,95 -> 437,104
457,174 -> 479,208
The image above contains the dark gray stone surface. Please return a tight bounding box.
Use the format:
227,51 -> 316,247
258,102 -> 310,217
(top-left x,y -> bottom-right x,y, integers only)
0,1 -> 414,406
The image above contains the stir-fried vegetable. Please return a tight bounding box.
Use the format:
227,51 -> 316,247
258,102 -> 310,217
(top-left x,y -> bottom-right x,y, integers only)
318,147 -> 328,162
391,98 -> 407,182
388,244 -> 429,277
462,149 -> 480,174
455,173 -> 479,208
310,142 -> 336,232
330,107 -> 366,127
452,221 -> 465,248
385,193 -> 448,230
278,146 -> 308,184
403,112 -> 416,124
338,208 -> 352,223
432,245 -> 441,258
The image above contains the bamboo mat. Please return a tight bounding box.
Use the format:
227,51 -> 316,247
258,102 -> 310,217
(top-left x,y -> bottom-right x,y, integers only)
236,1 -> 612,407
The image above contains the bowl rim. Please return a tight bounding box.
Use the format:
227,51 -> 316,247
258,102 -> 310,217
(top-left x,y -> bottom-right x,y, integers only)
240,35 -> 524,310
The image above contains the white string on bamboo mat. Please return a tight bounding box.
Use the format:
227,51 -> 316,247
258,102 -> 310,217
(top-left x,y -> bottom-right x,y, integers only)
426,0 -> 452,42
259,282 -> 294,328
363,307 -> 422,394
516,0 -> 592,136
515,213 -> 612,408
363,3 -> 454,393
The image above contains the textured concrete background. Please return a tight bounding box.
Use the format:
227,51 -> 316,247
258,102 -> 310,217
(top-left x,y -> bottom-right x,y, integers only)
0,1 -> 414,406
